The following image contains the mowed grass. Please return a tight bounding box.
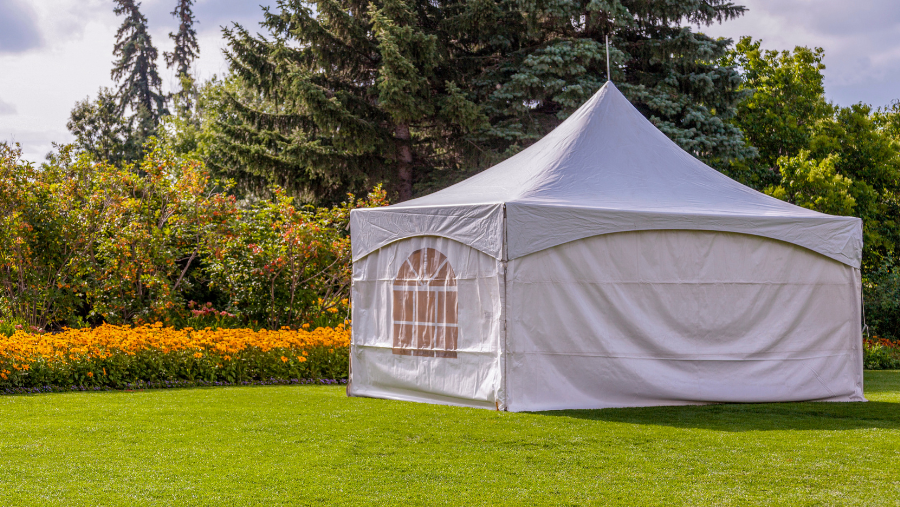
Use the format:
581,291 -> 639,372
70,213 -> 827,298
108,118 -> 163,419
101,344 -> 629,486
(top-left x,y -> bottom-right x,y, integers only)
1,373 -> 899,506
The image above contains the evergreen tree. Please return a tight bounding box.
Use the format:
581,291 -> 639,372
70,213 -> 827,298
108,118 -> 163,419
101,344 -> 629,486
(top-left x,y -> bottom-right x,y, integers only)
66,87 -> 137,164
164,0 -> 200,114
111,0 -> 168,143
213,0 -> 753,203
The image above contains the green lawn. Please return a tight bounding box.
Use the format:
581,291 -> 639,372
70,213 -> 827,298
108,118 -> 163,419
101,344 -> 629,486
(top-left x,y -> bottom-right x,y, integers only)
1,373 -> 898,506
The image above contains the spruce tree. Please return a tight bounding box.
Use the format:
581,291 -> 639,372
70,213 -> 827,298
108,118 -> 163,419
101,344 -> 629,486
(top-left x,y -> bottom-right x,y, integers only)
164,0 -> 200,114
213,0 -> 754,203
111,0 -> 167,143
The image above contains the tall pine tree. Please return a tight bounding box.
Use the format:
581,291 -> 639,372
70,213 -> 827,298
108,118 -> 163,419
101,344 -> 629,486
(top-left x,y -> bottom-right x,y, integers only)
211,0 -> 754,203
111,0 -> 167,144
164,0 -> 200,114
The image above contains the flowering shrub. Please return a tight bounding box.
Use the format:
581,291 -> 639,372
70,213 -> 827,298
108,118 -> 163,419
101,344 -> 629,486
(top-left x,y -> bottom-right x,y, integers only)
864,337 -> 900,370
0,323 -> 350,388
0,141 -> 237,327
0,144 -> 113,328
87,140 -> 239,324
205,186 -> 386,329
0,140 -> 388,330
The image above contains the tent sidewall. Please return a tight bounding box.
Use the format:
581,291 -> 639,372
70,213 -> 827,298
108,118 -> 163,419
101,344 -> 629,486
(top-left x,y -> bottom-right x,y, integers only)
503,229 -> 865,411
348,236 -> 505,407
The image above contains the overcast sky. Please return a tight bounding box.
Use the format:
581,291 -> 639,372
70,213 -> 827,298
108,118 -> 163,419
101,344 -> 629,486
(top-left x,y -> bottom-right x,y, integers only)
1,0 -> 899,162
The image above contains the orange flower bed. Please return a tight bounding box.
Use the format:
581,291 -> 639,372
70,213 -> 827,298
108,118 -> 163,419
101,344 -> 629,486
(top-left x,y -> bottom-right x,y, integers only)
0,324 -> 350,389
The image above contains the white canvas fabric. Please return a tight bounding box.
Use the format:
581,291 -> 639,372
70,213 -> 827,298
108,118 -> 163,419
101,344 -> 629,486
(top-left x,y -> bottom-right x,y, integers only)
505,230 -> 864,411
351,82 -> 862,268
351,203 -> 504,261
348,81 -> 865,411
348,236 -> 504,409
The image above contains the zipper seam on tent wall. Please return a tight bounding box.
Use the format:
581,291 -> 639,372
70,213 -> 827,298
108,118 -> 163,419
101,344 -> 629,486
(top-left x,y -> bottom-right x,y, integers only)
501,203 -> 509,411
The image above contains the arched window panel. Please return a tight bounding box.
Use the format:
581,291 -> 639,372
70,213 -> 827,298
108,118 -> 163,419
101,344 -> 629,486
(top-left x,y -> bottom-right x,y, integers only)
392,248 -> 458,358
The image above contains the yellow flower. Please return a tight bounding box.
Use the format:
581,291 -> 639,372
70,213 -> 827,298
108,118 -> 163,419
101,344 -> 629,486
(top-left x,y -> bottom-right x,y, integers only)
281,356 -> 289,363
0,322 -> 351,377
86,371 -> 94,378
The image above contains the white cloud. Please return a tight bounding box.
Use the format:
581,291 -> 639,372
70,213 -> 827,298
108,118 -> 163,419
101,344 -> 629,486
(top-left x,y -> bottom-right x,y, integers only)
0,0 -> 277,162
0,97 -> 16,115
703,0 -> 900,107
0,0 -> 44,53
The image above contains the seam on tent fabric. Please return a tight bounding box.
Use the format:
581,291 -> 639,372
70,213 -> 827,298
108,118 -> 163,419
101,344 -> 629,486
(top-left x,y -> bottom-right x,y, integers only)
506,352 -> 852,360
507,227 -> 860,268
505,281 -> 850,286
353,233 -> 502,262
354,344 -> 498,355
804,364 -> 837,397
352,276 -> 501,282
351,386 -> 497,408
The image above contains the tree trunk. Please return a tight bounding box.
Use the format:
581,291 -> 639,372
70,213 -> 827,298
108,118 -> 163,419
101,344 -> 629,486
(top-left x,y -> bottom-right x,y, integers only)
395,123 -> 413,201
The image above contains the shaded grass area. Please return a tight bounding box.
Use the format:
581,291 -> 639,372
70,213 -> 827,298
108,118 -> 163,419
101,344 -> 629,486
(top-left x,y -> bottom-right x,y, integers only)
0,372 -> 898,506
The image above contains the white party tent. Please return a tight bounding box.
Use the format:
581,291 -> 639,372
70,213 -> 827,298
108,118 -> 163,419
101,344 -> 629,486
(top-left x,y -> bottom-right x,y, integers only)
347,82 -> 866,411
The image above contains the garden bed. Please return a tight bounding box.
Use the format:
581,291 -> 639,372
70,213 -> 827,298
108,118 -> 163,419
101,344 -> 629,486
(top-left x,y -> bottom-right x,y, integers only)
0,323 -> 350,390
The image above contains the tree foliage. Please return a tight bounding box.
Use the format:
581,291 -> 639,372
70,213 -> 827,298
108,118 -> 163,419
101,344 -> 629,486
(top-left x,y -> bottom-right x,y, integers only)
724,36 -> 831,186
164,0 -> 200,114
209,0 -> 753,203
0,139 -> 386,330
728,38 -> 900,268
67,87 -> 137,165
809,104 -> 900,266
111,0 -> 168,143
874,100 -> 900,145
765,151 -> 854,216
205,186 -> 388,328
0,144 -> 109,328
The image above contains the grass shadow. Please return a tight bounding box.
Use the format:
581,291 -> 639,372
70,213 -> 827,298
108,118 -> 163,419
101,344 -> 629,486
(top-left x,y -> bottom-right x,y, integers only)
539,400 -> 900,432
539,371 -> 900,431
538,371 -> 900,432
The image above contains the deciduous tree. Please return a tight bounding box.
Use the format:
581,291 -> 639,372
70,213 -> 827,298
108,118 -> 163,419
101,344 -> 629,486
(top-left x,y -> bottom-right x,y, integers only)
809,104 -> 900,266
67,87 -> 136,164
765,151 -> 854,216
725,37 -> 832,174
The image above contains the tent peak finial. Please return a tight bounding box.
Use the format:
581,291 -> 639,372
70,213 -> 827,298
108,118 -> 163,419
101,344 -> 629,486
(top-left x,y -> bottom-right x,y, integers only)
605,34 -> 611,82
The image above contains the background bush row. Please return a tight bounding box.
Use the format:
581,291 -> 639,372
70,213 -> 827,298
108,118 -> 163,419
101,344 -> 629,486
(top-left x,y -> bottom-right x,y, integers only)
0,142 -> 386,330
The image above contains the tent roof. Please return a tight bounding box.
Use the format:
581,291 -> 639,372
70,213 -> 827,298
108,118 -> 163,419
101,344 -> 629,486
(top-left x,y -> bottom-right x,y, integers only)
351,82 -> 862,267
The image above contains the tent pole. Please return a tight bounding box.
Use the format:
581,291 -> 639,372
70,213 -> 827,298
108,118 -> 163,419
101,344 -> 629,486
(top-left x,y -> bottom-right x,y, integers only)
501,203 -> 509,411
606,34 -> 611,82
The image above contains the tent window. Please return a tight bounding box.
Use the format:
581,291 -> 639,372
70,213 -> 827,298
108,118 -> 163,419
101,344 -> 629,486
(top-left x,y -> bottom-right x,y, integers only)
392,248 -> 458,358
